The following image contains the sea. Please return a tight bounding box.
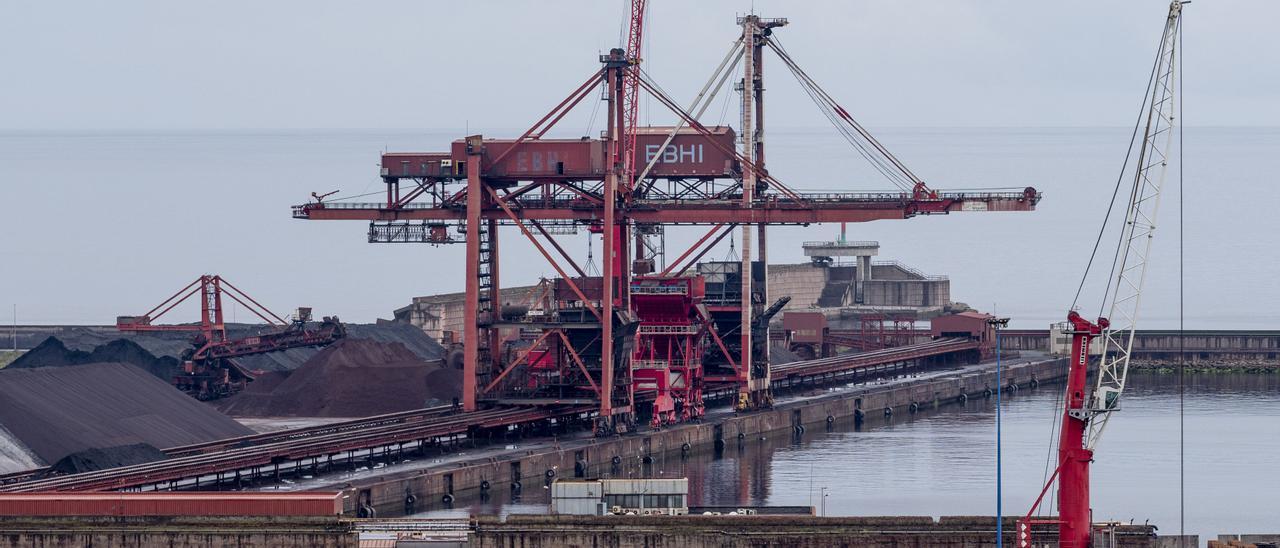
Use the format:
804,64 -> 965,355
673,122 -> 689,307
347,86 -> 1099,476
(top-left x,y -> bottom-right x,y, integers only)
2,127 -> 1277,329
416,372 -> 1280,544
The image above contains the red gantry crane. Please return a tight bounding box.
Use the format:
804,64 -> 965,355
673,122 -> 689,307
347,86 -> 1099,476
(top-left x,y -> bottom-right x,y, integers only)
1019,3 -> 1185,547
292,7 -> 1039,433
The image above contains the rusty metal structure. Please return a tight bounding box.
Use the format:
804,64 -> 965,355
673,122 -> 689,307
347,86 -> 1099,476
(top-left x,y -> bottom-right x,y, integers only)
117,275 -> 345,399
292,11 -> 1038,434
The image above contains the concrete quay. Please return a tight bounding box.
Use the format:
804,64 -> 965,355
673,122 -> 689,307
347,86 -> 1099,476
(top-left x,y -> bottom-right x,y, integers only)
471,515 -> 1158,548
317,355 -> 1068,516
0,514 -> 1170,547
0,516 -> 354,547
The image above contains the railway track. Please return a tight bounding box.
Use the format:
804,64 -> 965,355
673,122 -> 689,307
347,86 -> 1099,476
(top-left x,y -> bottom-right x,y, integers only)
1,336 -> 978,492
1,405 -> 586,493
0,404 -> 463,487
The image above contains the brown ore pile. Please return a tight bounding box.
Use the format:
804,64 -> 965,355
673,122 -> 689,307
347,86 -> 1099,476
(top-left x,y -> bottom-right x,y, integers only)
215,338 -> 461,418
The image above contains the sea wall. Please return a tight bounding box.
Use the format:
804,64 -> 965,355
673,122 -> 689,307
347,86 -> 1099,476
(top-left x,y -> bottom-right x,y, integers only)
343,357 -> 1067,515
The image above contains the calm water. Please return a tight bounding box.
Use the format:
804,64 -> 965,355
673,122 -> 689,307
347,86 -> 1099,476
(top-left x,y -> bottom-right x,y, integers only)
2,127 -> 1277,329
421,373 -> 1280,544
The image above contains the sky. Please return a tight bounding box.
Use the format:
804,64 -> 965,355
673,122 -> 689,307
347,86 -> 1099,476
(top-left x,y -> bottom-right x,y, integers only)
1,0 -> 1277,131
1,0 -> 1276,329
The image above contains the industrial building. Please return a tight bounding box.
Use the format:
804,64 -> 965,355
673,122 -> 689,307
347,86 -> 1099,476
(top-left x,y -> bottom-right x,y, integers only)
551,478 -> 690,516
393,241 -> 953,345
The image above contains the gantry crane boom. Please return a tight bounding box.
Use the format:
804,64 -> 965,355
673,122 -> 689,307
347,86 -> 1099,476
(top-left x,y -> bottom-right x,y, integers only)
291,11 -> 1040,430
1021,3 -> 1184,547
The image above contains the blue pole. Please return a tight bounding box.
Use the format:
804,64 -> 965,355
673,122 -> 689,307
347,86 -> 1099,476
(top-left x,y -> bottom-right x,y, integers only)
995,326 -> 1003,546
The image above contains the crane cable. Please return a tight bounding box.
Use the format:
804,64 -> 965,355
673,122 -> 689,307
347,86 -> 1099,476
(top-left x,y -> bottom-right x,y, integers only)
1069,12 -> 1173,312
1176,14 -> 1185,543
766,36 -> 919,192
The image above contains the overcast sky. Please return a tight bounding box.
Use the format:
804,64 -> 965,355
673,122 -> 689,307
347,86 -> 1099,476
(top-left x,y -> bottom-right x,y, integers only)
1,0 -> 1276,131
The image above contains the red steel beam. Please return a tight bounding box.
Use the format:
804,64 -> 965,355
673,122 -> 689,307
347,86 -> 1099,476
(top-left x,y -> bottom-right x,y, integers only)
658,223 -> 726,276
486,186 -> 602,321
557,331 -> 600,395
482,328 -> 556,394
486,71 -> 605,169
529,220 -> 589,279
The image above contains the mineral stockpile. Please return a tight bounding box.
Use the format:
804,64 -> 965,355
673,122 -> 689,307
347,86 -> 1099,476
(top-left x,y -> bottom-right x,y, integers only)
214,338 -> 462,418
0,363 -> 254,475
8,321 -> 447,379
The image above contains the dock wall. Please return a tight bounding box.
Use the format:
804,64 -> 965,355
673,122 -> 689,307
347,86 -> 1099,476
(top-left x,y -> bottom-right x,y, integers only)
0,516 -> 355,547
346,357 -> 1067,515
471,515 -> 1158,548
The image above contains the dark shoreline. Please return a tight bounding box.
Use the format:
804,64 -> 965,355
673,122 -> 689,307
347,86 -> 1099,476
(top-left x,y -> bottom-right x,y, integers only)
1130,359 -> 1280,373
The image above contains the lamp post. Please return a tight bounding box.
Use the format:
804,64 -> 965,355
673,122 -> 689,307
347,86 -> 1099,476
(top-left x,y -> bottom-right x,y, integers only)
987,316 -> 1010,545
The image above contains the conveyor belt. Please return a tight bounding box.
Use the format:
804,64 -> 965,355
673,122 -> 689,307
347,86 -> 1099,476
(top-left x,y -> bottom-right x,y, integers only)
1,337 -> 979,493
1,405 -> 585,493
773,337 -> 978,377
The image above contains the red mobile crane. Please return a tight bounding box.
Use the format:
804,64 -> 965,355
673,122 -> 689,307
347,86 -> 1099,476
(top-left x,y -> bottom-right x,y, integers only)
1019,3 -> 1185,546
117,275 -> 345,400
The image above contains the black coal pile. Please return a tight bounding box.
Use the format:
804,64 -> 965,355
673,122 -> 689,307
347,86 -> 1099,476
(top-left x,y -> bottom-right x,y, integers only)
0,363 -> 253,474
48,443 -> 168,474
770,344 -> 803,365
9,336 -> 183,380
215,338 -> 461,418
9,321 -> 447,381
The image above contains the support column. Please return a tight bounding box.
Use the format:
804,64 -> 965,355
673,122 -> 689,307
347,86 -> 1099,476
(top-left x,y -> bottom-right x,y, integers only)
462,135 -> 484,412
737,15 -> 757,411
600,53 -> 622,431
753,16 -> 772,408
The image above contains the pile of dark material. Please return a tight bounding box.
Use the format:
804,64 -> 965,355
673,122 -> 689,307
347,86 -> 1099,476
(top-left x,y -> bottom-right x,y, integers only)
8,321 -> 446,380
214,338 -> 461,418
10,336 -> 185,381
48,443 -> 169,475
0,363 -> 254,474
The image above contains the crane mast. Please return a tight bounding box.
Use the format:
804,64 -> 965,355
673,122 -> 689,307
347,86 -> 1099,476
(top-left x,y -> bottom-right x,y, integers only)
621,0 -> 646,195
1022,3 -> 1184,547
1087,0 -> 1183,451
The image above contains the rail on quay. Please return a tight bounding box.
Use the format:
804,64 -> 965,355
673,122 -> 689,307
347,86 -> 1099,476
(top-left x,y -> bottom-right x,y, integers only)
0,336 -> 983,493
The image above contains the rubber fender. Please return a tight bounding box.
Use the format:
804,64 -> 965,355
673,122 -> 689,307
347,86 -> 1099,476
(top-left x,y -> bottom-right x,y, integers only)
611,455 -> 622,465
884,407 -> 893,417
545,469 -> 556,479
480,480 -> 491,491
909,402 -> 919,414
681,442 -> 692,453
441,493 -> 454,505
